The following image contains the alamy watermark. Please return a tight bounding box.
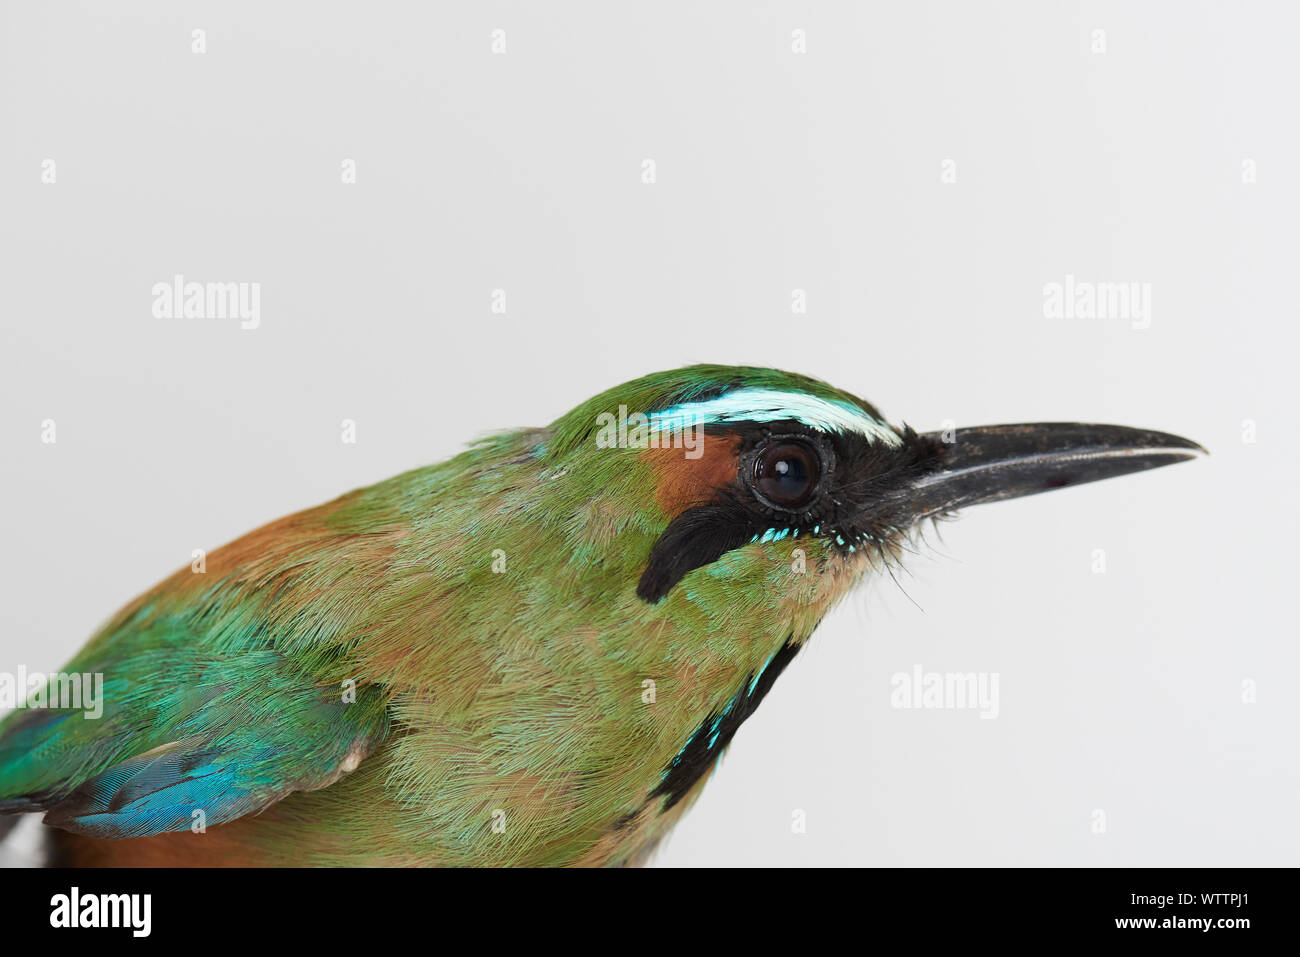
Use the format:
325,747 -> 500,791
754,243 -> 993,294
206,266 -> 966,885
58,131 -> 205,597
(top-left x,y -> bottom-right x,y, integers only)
0,667 -> 104,719
1043,274 -> 1151,330
890,665 -> 999,719
595,405 -> 704,459
50,887 -> 150,937
152,274 -> 260,330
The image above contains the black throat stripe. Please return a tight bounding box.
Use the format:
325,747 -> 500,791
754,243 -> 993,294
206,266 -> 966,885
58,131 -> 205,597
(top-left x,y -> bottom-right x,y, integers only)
649,636 -> 803,810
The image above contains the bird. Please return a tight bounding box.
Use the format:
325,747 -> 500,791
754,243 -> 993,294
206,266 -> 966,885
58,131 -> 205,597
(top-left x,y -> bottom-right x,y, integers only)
0,364 -> 1203,866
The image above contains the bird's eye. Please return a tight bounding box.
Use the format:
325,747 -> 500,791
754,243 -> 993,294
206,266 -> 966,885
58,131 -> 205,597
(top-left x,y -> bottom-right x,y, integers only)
752,439 -> 821,509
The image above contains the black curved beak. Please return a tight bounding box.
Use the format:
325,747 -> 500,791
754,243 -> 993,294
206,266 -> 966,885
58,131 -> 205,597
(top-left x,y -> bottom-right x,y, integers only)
906,423 -> 1206,521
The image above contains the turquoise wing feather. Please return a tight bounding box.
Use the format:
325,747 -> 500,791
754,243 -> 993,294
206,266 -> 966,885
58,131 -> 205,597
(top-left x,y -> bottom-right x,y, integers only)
0,636 -> 389,837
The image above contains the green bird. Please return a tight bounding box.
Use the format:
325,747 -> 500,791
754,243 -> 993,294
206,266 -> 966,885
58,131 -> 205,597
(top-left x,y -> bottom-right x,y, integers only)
0,365 -> 1203,866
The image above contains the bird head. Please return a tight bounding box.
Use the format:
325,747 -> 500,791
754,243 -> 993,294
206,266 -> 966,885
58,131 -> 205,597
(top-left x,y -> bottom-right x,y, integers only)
540,364 -> 1203,618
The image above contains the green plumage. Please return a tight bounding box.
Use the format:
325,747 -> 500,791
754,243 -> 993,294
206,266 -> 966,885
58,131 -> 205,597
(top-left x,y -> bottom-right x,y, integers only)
0,366 -> 871,865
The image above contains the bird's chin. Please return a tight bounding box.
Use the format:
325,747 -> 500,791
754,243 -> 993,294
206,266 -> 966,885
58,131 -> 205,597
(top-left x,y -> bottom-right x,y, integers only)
816,528 -> 916,596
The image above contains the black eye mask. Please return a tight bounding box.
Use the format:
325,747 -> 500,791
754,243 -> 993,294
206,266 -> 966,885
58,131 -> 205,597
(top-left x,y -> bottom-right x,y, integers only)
636,492 -> 765,603
635,423 -> 943,604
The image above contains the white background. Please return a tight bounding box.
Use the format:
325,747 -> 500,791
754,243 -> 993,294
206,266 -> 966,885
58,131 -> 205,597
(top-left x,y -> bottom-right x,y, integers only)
1,1 -> 1296,865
